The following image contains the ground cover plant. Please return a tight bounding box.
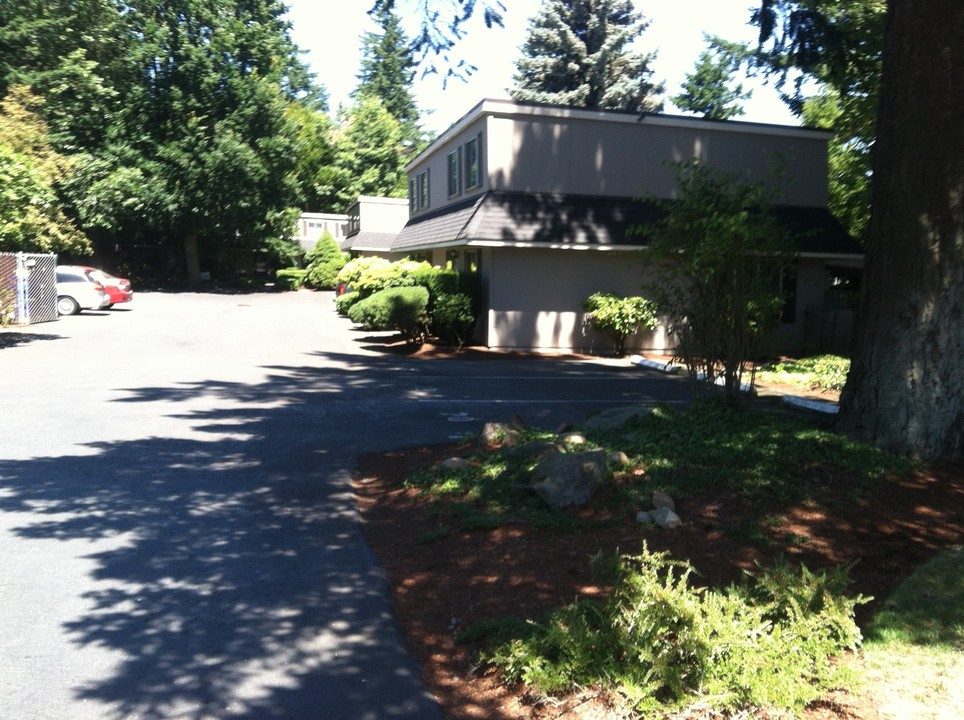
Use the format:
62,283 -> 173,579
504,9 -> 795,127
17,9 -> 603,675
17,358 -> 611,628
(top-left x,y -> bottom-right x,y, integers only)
756,356 -> 851,394
353,391 -> 962,720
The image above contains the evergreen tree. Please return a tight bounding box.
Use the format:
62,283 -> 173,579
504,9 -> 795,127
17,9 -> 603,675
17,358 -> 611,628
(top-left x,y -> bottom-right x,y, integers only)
510,0 -> 663,113
332,96 -> 408,210
354,0 -> 420,142
672,36 -> 751,120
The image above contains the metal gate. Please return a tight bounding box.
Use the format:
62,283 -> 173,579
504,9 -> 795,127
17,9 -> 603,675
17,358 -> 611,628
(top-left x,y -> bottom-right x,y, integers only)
0,252 -> 58,325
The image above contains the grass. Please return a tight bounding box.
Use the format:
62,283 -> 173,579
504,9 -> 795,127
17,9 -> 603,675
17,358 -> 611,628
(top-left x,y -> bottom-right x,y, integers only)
859,547 -> 964,719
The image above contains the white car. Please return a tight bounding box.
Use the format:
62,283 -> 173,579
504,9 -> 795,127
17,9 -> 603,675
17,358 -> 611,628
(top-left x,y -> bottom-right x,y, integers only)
55,265 -> 111,315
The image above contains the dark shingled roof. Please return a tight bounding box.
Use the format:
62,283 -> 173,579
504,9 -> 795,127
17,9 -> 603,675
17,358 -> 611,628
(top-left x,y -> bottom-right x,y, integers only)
344,231 -> 398,253
391,191 -> 863,256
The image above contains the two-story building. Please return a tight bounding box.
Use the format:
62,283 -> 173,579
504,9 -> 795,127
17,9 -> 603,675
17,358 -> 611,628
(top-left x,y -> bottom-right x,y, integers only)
390,98 -> 862,356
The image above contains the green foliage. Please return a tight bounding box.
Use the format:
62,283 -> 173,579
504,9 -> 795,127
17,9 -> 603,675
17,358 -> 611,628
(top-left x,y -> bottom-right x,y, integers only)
672,35 -> 752,120
334,290 -> 361,316
304,231 -> 347,289
864,546 -> 964,650
510,0 -> 664,113
347,285 -> 430,342
751,1 -> 884,244
432,292 -> 477,349
757,355 -> 851,392
336,256 -> 433,300
355,0 -> 421,144
332,96 -> 409,209
582,291 -> 658,356
479,545 -> 866,715
642,160 -> 794,403
273,268 -> 305,291
0,86 -> 89,253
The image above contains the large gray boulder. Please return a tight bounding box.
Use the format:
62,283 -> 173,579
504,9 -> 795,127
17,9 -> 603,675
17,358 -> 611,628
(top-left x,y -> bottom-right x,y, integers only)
529,450 -> 608,508
580,406 -> 654,432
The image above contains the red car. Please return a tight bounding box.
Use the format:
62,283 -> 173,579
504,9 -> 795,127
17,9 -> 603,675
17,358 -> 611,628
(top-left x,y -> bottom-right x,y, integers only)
88,268 -> 133,308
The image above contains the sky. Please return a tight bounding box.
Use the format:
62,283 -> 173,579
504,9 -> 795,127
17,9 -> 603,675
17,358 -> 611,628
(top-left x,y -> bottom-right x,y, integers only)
284,0 -> 798,135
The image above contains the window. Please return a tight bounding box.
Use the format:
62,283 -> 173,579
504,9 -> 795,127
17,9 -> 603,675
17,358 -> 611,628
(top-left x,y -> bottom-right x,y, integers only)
409,178 -> 417,213
418,169 -> 430,210
464,132 -> 482,189
447,148 -> 462,197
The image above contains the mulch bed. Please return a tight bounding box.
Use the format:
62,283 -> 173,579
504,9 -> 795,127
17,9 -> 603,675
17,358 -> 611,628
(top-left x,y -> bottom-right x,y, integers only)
352,340 -> 964,719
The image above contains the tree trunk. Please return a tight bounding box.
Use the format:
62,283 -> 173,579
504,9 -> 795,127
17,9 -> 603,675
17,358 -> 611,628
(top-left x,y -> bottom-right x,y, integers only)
838,1 -> 964,460
183,232 -> 201,284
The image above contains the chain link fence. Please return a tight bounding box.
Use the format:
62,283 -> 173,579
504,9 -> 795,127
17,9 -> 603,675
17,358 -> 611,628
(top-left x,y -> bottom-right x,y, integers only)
0,252 -> 58,325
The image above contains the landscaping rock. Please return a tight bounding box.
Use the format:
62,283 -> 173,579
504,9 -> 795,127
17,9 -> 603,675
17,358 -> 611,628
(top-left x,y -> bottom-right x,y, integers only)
560,432 -> 587,446
480,422 -> 520,447
580,405 -> 653,432
608,451 -> 631,467
652,491 -> 676,512
636,510 -> 653,525
504,441 -> 563,461
652,506 -> 682,529
554,421 -> 573,434
439,457 -> 472,472
530,450 -> 608,508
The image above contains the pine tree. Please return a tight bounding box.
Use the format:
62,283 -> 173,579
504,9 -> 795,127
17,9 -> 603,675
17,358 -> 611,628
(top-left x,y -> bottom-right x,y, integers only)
354,0 -> 420,143
672,36 -> 751,120
510,0 -> 663,113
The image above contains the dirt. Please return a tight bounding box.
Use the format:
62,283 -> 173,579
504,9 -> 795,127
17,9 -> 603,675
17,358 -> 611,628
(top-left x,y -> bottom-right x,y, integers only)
351,341 -> 964,720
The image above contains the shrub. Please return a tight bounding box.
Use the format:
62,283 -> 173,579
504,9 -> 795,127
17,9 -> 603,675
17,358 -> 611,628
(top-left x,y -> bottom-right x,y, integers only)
757,355 -> 851,393
304,231 -> 347,290
582,291 -> 659,356
334,290 -> 361,316
305,261 -> 343,290
273,268 -> 306,290
432,292 -> 476,349
335,257 -> 432,299
478,545 -> 866,716
347,285 -> 429,342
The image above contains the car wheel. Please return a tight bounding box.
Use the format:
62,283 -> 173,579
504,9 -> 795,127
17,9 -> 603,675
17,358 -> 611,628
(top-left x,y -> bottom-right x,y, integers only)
105,303 -> 114,310
57,296 -> 80,315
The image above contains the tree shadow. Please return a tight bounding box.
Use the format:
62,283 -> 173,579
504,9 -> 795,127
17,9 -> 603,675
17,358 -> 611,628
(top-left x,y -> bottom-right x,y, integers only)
0,354 -> 447,719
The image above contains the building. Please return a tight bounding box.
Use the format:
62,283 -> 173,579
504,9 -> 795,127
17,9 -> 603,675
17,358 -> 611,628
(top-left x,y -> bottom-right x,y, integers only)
387,99 -> 861,356
341,196 -> 410,257
294,212 -> 349,253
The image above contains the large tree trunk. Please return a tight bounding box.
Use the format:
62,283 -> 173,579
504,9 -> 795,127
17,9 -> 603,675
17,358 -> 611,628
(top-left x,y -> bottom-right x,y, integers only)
838,1 -> 964,460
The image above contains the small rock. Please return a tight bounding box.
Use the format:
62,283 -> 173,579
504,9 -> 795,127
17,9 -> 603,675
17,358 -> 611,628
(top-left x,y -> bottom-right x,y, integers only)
636,510 -> 653,525
608,451 -> 630,467
652,506 -> 681,529
560,432 -> 586,446
554,420 -> 573,434
480,422 -> 520,447
509,414 -> 526,427
440,457 -> 471,472
652,491 -> 675,512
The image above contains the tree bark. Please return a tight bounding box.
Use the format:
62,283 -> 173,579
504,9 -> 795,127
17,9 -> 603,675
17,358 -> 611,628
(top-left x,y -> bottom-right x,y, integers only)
183,232 -> 201,284
838,0 -> 964,460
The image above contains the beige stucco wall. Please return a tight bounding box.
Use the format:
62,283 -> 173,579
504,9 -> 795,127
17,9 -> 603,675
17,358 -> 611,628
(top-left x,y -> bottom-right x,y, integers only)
480,247 -> 671,354
475,248 -> 851,357
356,197 -> 409,234
486,113 -> 828,207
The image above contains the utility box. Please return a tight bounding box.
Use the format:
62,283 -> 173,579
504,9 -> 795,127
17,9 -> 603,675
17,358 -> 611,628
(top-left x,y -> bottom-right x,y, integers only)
0,252 -> 58,325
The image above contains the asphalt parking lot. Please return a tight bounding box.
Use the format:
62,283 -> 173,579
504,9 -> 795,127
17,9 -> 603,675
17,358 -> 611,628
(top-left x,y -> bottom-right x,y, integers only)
0,290 -> 690,719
